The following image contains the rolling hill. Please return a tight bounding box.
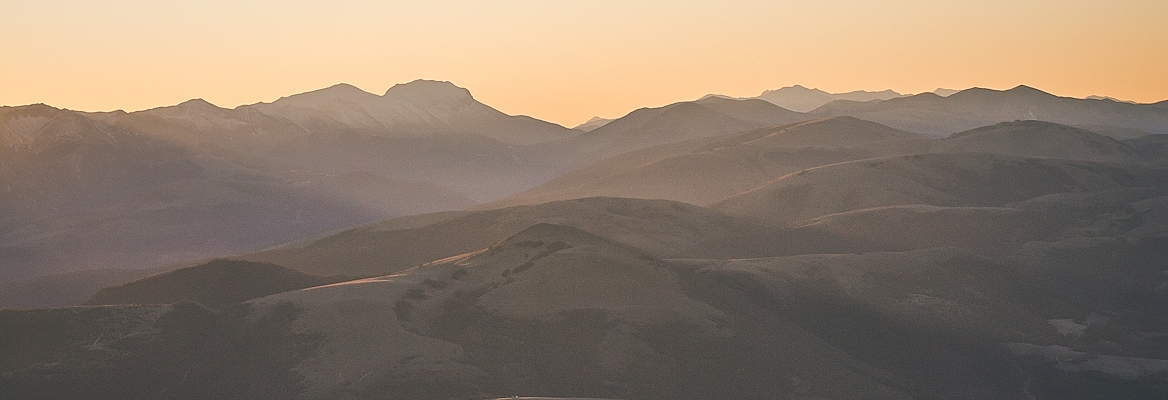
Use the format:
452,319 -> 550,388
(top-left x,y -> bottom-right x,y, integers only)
492,117 -> 928,207
243,223 -> 918,399
934,120 -> 1143,163
713,152 -> 1166,226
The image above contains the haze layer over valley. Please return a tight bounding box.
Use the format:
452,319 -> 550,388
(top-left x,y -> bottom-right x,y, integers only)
3,80 -> 1168,399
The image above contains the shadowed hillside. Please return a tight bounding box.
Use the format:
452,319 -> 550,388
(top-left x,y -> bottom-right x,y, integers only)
84,259 -> 351,309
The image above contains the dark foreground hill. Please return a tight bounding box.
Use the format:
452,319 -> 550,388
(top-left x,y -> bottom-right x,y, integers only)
84,259 -> 351,309
7,216 -> 1168,399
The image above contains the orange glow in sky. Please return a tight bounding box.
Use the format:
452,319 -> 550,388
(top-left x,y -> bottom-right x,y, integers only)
1,0 -> 1165,127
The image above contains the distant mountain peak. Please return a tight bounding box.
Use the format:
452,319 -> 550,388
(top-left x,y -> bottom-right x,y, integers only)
315,83 -> 378,98
176,98 -> 222,109
141,98 -> 228,116
1006,85 -> 1053,96
758,85 -> 902,112
573,116 -> 613,132
761,85 -> 827,96
1086,95 -> 1137,104
383,79 -> 474,101
268,83 -> 380,108
698,94 -> 737,101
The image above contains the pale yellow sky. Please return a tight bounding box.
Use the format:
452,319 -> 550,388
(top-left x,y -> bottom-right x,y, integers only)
1,0 -> 1165,127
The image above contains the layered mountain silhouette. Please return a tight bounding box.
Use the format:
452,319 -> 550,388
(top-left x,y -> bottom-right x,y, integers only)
0,81 -> 582,283
756,85 -> 903,112
0,103 -> 476,283
250,80 -> 576,145
3,81 -> 1168,399
492,117 -> 928,207
548,96 -> 808,166
812,85 -> 1168,137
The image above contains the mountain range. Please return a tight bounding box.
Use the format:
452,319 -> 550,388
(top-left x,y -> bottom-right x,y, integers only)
810,85 -> 1168,138
2,80 -> 1168,399
755,85 -> 903,112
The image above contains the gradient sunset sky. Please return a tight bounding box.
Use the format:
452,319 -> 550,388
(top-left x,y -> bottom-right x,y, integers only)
2,0 -> 1165,126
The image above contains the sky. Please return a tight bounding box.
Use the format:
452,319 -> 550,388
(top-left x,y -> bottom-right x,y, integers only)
1,0 -> 1166,127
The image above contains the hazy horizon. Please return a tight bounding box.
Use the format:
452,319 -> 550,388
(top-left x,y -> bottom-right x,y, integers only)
2,0 -> 1166,126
